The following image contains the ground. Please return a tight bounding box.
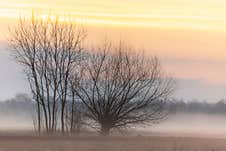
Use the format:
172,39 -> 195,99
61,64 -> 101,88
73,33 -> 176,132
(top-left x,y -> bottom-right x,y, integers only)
0,133 -> 225,151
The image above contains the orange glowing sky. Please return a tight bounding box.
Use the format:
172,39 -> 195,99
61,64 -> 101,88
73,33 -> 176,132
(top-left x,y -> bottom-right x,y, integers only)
1,0 -> 226,100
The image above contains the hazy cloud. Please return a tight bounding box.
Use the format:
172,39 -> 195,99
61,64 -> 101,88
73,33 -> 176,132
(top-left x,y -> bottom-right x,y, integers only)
0,44 -> 226,102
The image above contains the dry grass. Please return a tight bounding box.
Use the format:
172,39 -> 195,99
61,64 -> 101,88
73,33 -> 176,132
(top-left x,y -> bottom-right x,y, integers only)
0,133 -> 225,151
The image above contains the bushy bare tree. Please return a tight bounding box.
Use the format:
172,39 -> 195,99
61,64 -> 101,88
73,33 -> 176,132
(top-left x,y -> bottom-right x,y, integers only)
9,14 -> 86,132
76,43 -> 175,135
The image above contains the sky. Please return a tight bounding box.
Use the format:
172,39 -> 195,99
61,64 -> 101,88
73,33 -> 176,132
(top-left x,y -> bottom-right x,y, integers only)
0,0 -> 226,101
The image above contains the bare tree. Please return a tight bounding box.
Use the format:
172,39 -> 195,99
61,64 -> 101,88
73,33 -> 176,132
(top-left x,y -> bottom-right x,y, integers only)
75,42 -> 175,135
9,13 -> 86,132
65,100 -> 85,134
67,66 -> 85,133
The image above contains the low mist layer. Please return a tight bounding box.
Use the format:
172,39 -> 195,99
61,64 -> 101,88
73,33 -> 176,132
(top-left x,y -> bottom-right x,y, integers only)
2,94 -> 226,137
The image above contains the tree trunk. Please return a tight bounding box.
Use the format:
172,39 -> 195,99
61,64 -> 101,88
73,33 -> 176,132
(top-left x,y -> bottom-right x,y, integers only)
41,101 -> 49,132
36,97 -> 41,132
100,124 -> 111,136
70,91 -> 75,132
61,104 -> 65,133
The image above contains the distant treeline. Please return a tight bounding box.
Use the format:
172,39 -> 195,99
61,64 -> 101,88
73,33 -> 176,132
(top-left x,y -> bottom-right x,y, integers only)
2,94 -> 226,116
0,94 -> 34,118
167,99 -> 226,114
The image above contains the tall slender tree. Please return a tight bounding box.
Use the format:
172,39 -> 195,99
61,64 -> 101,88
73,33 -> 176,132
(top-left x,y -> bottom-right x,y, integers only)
9,14 -> 86,132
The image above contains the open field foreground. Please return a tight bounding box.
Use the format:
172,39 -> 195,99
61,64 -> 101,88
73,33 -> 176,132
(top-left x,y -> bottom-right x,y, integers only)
0,134 -> 225,151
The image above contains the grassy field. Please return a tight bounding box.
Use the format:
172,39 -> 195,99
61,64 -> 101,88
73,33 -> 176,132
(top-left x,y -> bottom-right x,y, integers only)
0,133 -> 225,151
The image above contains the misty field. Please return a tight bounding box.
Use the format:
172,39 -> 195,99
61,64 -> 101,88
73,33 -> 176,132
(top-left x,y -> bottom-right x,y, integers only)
0,134 -> 226,151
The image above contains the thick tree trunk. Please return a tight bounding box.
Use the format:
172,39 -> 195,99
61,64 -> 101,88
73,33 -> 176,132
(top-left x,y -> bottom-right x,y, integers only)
100,124 -> 111,136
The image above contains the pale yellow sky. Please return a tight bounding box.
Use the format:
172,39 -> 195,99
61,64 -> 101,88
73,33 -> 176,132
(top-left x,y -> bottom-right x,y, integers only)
1,0 -> 226,100
1,0 -> 226,29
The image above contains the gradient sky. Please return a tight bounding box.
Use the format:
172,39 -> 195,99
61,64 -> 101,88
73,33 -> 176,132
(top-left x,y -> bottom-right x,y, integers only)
1,0 -> 226,101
